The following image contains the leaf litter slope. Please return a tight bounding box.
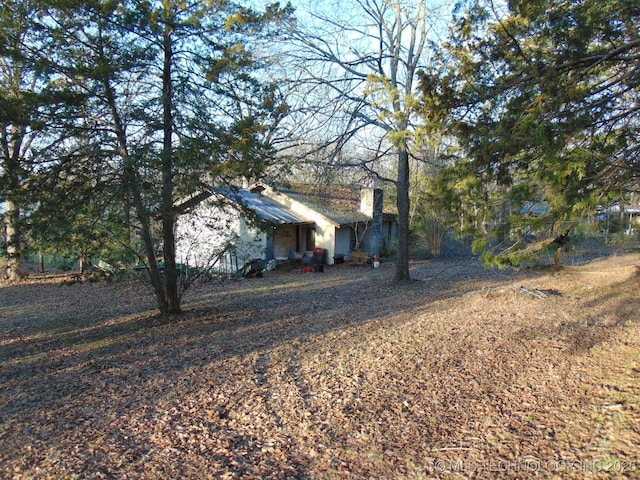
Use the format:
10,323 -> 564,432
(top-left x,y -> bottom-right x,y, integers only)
0,254 -> 639,479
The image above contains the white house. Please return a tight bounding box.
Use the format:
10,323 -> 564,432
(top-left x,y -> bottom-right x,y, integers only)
174,183 -> 396,274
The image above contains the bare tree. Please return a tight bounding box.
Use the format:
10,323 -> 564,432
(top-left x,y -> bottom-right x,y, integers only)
286,0 -> 449,282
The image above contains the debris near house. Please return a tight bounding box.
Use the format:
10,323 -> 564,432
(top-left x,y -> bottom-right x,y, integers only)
94,260 -> 117,276
518,230 -> 571,270
351,251 -> 369,266
312,248 -> 326,272
236,259 -> 265,279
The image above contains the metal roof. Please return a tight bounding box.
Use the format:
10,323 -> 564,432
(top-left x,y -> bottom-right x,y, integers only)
221,188 -> 313,225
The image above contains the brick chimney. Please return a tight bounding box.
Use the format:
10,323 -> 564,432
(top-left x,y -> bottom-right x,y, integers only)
360,188 -> 383,255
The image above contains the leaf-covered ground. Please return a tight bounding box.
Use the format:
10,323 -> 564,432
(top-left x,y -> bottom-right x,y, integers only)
1,252 -> 639,479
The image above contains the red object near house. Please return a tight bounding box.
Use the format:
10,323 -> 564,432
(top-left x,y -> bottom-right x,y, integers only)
312,248 -> 326,265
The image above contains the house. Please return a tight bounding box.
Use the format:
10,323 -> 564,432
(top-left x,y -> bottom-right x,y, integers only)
174,182 -> 397,273
597,202 -> 640,236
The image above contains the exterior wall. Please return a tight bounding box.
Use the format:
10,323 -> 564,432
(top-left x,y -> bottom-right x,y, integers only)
260,187 -> 340,265
334,227 -> 352,258
175,198 -> 266,273
273,225 -> 297,258
313,221 -> 336,264
354,219 -> 396,257
360,228 -> 375,254
382,220 -> 397,254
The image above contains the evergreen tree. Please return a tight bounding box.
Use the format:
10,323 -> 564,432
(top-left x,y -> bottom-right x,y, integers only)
0,0 -> 86,279
422,0 -> 640,267
43,0 -> 292,314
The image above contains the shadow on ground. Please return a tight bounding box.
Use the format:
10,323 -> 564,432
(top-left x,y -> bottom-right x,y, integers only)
1,251 -> 638,478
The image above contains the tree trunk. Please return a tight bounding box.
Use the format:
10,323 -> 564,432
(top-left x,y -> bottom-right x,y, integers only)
4,198 -> 23,281
126,163 -> 168,313
160,6 -> 181,314
394,147 -> 411,283
427,216 -> 444,258
553,245 -> 564,271
79,250 -> 92,275
101,53 -> 168,314
4,126 -> 25,281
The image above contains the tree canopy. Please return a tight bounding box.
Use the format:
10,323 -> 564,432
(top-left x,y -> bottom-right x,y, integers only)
0,0 -> 88,279
422,0 -> 640,266
3,0 -> 639,303
1,0 -> 293,314
286,0 -> 451,282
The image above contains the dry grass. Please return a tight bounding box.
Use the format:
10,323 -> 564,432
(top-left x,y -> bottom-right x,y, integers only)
1,253 -> 639,479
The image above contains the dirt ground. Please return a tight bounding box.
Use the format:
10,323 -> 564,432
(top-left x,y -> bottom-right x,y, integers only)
1,250 -> 639,479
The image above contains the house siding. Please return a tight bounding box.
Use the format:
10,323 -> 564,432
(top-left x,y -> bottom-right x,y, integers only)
314,221 -> 336,263
334,228 -> 351,258
359,188 -> 384,255
175,198 -> 266,274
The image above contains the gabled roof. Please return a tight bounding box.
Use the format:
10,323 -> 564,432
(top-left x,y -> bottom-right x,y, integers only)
277,187 -> 371,226
250,182 -> 377,226
175,187 -> 313,225
221,188 -> 313,225
177,182 -> 396,228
